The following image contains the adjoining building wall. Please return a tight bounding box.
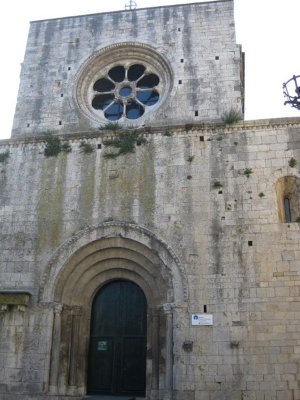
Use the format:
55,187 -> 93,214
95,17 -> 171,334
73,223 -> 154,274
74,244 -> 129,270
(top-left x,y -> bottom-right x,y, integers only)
12,0 -> 243,137
1,119 -> 300,399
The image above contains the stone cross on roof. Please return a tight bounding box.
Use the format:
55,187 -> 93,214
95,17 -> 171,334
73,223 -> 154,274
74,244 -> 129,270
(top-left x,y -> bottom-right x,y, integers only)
125,0 -> 137,10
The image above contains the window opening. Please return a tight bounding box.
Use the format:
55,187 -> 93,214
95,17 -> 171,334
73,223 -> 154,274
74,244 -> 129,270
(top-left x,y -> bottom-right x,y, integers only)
178,80 -> 182,84
108,66 -> 126,82
137,74 -> 160,89
94,78 -> 115,92
119,86 -> 133,97
91,63 -> 161,121
126,100 -> 144,119
92,93 -> 114,110
136,90 -> 159,106
128,64 -> 145,81
284,197 -> 292,223
104,102 -> 124,121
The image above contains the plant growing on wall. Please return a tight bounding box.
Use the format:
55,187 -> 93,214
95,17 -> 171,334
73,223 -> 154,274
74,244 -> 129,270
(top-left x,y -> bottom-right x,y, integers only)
103,130 -> 146,159
221,108 -> 242,124
44,135 -> 62,157
79,141 -> 94,154
213,181 -> 223,188
99,122 -> 122,131
61,142 -> 72,153
44,135 -> 72,157
289,157 -> 297,168
0,150 -> 10,163
243,168 -> 253,178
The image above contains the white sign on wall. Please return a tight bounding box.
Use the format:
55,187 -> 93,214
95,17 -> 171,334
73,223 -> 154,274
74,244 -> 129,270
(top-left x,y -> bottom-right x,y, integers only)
192,314 -> 213,326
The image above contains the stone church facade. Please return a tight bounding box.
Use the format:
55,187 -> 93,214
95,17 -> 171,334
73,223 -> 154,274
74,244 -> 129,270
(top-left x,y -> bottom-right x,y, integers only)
1,1 -> 300,399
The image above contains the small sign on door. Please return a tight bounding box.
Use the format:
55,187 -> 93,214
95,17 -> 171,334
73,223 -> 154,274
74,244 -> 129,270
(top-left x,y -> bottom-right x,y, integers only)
97,341 -> 108,351
192,314 -> 213,326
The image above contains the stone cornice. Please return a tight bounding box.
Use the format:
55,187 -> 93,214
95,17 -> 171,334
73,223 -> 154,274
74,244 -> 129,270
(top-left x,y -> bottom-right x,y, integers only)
2,117 -> 300,146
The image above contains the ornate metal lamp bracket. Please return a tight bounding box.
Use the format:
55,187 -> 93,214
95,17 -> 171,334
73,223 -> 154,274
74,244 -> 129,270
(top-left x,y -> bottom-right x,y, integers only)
283,74 -> 300,110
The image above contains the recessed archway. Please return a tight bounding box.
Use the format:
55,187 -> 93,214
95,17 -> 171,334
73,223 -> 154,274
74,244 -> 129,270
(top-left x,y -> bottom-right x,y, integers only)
40,222 -> 188,399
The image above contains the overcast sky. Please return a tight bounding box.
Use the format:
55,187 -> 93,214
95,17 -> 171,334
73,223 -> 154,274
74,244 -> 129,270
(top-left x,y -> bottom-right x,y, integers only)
1,0 -> 299,139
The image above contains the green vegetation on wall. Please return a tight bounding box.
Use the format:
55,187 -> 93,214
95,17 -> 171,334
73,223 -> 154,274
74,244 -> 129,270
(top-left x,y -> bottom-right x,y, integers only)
44,135 -> 72,157
0,150 -> 10,163
289,157 -> 297,168
103,130 -> 146,159
221,109 -> 242,124
80,141 -> 94,154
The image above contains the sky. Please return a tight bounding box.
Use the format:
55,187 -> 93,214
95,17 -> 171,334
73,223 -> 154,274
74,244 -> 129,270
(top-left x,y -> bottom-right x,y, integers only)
0,0 -> 299,139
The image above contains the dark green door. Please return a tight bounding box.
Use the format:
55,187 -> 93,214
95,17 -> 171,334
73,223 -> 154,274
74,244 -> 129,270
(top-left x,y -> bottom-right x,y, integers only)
87,280 -> 147,396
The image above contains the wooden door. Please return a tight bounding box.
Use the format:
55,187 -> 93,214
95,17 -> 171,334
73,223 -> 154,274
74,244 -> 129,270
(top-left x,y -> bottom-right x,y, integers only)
87,280 -> 147,396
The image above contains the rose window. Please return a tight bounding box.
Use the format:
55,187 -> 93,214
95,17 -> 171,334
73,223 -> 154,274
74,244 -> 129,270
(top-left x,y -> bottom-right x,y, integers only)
91,64 -> 160,121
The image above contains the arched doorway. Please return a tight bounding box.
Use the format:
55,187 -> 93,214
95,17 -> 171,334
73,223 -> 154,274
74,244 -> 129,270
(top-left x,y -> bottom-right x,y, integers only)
87,280 -> 147,397
41,223 -> 188,398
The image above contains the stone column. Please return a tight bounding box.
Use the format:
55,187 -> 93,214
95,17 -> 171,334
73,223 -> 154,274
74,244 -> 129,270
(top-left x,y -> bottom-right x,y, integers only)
49,303 -> 63,393
149,307 -> 160,400
163,303 -> 174,400
68,306 -> 82,387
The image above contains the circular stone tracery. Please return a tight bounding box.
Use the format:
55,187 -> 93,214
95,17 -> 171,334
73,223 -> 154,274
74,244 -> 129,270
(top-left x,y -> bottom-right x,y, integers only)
92,64 -> 160,121
74,43 -> 173,125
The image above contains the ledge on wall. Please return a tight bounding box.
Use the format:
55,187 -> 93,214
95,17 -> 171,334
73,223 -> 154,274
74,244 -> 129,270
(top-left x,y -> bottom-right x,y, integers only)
0,291 -> 31,307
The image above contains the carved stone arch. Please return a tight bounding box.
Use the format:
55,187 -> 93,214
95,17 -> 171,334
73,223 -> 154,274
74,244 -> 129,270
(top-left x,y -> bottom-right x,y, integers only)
40,222 -> 188,304
41,222 -> 188,399
275,176 -> 300,222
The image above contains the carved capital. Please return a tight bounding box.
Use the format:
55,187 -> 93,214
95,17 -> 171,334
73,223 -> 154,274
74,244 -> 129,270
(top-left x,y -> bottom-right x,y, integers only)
163,303 -> 175,313
53,303 -> 64,315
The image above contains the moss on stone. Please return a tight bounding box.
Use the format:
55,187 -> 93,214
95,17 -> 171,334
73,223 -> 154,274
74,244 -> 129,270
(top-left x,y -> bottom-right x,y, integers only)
36,155 -> 67,251
79,151 -> 96,223
0,293 -> 30,305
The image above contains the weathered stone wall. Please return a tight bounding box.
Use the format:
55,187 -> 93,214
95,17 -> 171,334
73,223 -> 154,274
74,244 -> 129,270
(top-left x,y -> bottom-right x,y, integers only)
4,0 -> 300,398
12,0 -> 242,137
1,119 -> 300,399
